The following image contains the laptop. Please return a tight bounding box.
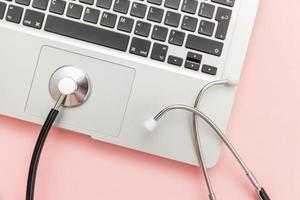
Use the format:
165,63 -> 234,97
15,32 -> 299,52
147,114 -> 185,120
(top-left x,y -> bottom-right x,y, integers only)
0,0 -> 259,167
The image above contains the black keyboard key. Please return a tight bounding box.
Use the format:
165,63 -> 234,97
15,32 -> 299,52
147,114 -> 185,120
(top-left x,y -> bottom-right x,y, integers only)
181,16 -> 198,32
185,60 -> 200,71
134,21 -> 151,37
117,16 -> 134,33
202,64 -> 217,75
130,2 -> 147,18
96,0 -> 112,9
182,0 -> 198,14
32,0 -> 49,10
49,0 -> 66,15
215,7 -> 232,40
152,25 -> 168,42
147,0 -> 162,5
6,5 -> 23,24
164,11 -> 181,28
113,0 -> 130,14
45,15 -> 130,51
151,43 -> 168,62
198,20 -> 215,36
199,3 -> 215,19
186,34 -> 223,56
185,51 -> 201,71
0,2 -> 7,19
83,7 -> 100,24
23,9 -> 45,29
168,55 -> 183,66
187,52 -> 202,63
66,3 -> 83,19
100,12 -> 117,28
16,0 -> 30,6
129,37 -> 151,57
79,0 -> 94,5
168,30 -> 185,46
147,6 -> 164,23
212,0 -> 235,7
164,0 -> 180,10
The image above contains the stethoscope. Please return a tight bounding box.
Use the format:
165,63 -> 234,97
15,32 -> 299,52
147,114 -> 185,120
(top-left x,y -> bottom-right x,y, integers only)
26,66 -> 271,200
144,79 -> 271,200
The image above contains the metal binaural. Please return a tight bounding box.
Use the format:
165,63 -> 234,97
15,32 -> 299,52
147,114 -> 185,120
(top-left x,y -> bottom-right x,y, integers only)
49,66 -> 90,107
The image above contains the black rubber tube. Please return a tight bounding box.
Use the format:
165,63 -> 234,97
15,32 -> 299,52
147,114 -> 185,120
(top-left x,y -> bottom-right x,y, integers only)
26,109 -> 59,200
259,188 -> 271,200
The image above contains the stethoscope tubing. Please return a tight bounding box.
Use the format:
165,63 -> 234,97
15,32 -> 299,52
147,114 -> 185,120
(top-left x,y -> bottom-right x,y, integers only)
192,80 -> 228,199
192,80 -> 260,199
152,80 -> 270,200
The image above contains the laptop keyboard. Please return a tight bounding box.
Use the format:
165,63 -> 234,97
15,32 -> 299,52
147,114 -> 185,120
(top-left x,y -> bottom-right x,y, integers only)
0,0 -> 235,76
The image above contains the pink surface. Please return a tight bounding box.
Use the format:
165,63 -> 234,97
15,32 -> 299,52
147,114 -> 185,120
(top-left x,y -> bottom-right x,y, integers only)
1,0 -> 300,199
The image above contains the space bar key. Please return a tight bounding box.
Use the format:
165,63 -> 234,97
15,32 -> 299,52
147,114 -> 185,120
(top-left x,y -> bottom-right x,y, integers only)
44,15 -> 130,52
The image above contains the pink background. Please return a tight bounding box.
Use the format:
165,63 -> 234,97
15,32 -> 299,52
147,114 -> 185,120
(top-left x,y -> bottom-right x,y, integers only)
1,0 -> 300,199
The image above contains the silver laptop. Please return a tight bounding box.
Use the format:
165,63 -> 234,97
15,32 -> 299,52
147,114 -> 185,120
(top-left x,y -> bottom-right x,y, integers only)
0,0 -> 259,167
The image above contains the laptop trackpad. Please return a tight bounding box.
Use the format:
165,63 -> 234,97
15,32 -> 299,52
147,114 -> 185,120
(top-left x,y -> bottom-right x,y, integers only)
25,46 -> 135,137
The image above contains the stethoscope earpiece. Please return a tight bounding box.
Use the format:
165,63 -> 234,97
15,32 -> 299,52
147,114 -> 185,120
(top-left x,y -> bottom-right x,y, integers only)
144,118 -> 158,132
226,77 -> 240,86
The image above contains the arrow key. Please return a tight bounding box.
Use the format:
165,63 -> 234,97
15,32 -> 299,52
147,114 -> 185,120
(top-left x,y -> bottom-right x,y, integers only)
185,60 -> 200,71
168,55 -> 183,66
202,64 -> 217,75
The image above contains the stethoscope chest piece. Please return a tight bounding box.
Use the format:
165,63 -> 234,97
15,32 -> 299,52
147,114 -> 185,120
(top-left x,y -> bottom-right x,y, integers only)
49,66 -> 90,107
